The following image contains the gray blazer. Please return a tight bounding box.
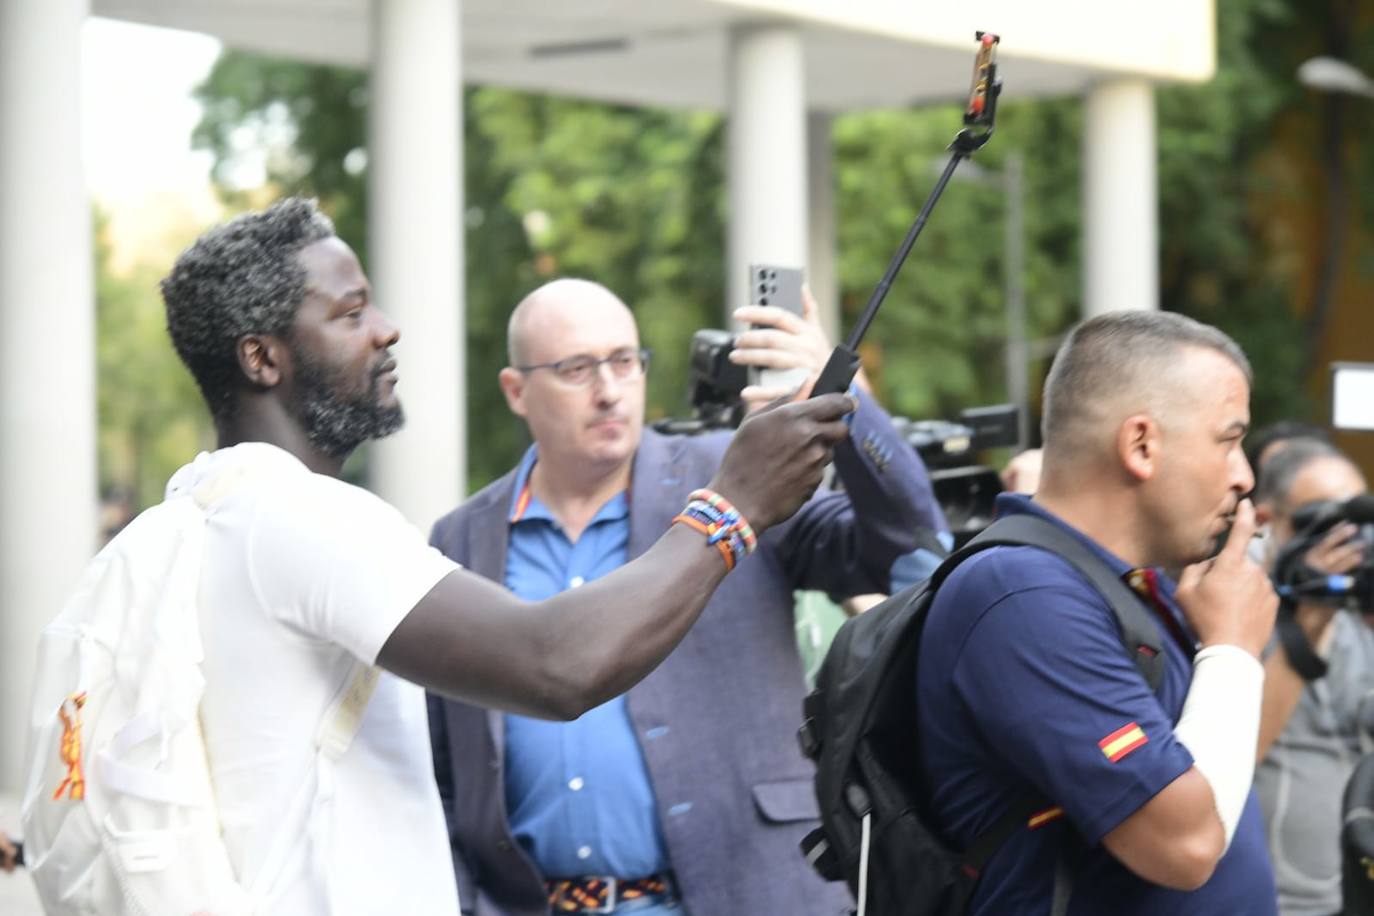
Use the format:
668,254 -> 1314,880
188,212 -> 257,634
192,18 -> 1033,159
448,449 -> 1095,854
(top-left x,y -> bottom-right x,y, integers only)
427,391 -> 944,916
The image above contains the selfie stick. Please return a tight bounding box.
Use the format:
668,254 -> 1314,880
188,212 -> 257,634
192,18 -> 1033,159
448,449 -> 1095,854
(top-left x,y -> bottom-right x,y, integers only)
810,31 -> 1003,398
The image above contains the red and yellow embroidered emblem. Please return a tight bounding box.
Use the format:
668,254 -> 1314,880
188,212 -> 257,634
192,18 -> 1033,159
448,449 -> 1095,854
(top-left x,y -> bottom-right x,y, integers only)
1027,805 -> 1064,830
1099,721 -> 1148,763
53,692 -> 88,801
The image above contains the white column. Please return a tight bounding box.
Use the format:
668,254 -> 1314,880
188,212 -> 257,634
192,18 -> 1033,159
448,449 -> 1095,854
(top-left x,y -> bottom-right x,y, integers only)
1082,80 -> 1158,315
368,0 -> 465,530
0,0 -> 97,791
726,25 -> 808,321
807,111 -> 840,344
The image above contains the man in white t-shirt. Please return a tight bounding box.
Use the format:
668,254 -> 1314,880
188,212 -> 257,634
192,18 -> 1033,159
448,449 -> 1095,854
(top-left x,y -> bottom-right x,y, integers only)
156,197 -> 854,914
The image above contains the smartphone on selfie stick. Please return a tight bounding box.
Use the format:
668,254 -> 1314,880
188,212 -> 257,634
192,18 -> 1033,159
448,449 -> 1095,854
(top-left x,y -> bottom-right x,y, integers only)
810,31 -> 1003,399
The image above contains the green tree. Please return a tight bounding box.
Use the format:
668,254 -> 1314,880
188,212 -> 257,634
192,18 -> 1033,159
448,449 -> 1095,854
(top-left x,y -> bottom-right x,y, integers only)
189,0 -> 1363,486
94,213 -> 212,519
193,59 -> 730,487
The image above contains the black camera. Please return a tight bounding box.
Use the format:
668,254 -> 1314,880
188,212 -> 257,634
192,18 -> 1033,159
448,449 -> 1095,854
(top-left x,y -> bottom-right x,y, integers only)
891,405 -> 1020,548
651,329 -> 747,435
651,329 -> 1020,545
1271,494 -> 1374,611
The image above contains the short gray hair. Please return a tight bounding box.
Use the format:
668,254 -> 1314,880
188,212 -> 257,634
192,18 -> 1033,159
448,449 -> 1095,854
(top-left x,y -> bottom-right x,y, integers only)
1042,310 -> 1252,452
161,197 -> 335,419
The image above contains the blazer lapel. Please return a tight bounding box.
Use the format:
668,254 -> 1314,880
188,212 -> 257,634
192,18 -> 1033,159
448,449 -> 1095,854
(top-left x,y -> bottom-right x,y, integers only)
467,470 -> 517,582
628,428 -> 693,561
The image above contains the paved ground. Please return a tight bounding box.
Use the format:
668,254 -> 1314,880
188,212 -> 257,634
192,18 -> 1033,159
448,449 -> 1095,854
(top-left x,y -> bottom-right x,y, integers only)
0,794 -> 43,915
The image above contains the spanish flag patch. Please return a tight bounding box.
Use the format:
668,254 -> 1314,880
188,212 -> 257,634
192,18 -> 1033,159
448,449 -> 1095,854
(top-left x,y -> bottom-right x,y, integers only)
1099,722 -> 1148,763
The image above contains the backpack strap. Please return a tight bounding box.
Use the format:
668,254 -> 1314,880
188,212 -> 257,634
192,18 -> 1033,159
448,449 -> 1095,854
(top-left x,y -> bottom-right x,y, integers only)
188,464 -> 384,902
317,664 -> 381,761
242,662 -> 381,902
967,513 -> 1167,690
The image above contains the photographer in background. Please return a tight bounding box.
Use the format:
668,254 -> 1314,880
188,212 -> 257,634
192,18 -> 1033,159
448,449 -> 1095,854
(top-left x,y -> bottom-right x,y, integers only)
426,278 -> 945,916
1252,437 -> 1373,916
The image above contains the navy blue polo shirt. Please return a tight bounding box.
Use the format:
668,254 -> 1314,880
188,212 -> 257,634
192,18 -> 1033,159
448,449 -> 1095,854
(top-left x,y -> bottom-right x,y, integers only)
916,494 -> 1275,915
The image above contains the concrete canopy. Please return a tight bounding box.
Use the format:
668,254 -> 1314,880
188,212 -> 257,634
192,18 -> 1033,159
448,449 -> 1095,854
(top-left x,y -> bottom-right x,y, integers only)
93,0 -> 1215,111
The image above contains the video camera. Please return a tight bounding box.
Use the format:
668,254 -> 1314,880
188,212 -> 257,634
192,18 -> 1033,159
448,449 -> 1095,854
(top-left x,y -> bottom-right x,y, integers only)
1272,494 -> 1374,611
892,406 -> 1019,547
650,329 -> 747,435
651,328 -> 1020,544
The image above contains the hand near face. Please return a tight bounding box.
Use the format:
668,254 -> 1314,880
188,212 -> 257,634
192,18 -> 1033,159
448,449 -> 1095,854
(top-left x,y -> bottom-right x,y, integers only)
1301,521 -> 1367,637
1304,522 -> 1366,576
731,285 -> 837,412
708,391 -> 856,531
1175,499 -> 1280,658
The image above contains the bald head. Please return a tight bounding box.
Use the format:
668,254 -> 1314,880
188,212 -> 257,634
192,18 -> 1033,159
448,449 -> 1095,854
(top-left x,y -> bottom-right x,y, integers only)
1041,311 -> 1252,468
507,278 -> 636,366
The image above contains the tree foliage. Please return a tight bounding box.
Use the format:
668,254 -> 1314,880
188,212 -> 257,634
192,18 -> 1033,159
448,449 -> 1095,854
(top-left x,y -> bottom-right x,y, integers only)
182,0 -> 1367,491
95,213 -> 212,519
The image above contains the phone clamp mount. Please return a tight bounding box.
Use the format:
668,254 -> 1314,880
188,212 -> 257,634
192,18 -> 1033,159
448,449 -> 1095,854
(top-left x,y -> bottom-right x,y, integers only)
810,31 -> 1003,399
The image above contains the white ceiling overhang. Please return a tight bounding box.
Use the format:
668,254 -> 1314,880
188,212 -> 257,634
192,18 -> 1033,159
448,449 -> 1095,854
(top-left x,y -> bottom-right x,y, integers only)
92,0 -> 1215,112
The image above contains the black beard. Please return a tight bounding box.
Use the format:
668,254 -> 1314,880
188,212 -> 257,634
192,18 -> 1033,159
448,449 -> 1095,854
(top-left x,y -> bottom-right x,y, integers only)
290,347 -> 405,460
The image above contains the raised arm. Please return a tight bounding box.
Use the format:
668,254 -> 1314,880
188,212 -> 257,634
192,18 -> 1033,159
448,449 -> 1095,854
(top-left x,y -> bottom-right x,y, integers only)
775,388 -> 946,596
730,294 -> 946,595
1256,521 -> 1362,759
377,393 -> 854,720
1103,501 -> 1278,888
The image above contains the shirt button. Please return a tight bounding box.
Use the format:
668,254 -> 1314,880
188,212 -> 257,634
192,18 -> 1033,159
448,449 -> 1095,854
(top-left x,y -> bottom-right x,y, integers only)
569,777 -> 585,791
570,576 -> 585,588
577,845 -> 592,860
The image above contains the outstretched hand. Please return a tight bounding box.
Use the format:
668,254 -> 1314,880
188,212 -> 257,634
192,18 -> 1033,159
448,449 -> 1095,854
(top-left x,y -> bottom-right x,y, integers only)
708,391 -> 856,532
1175,499 -> 1279,659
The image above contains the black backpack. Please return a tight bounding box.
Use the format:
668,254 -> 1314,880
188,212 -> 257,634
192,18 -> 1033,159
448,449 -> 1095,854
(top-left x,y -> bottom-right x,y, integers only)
798,513 -> 1168,916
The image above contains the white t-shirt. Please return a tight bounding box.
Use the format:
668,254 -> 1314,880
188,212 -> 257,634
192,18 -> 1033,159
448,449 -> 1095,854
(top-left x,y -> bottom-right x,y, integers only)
179,443 -> 461,915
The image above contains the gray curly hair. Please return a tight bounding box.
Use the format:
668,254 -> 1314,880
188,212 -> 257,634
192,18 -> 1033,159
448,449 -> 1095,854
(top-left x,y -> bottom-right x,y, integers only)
161,197 -> 335,419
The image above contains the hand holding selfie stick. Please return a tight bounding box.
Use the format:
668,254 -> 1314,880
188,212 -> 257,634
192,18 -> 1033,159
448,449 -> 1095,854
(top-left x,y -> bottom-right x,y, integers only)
811,31 -> 1003,397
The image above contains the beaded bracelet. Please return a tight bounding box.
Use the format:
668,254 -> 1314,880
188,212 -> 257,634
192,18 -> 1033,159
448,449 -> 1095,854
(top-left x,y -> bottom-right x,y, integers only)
671,511 -> 739,571
679,500 -> 748,568
688,488 -> 757,554
671,488 -> 757,571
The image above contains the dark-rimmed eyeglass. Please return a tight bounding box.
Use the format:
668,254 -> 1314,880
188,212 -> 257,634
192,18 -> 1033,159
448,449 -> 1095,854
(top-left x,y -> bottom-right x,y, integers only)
516,347 -> 651,388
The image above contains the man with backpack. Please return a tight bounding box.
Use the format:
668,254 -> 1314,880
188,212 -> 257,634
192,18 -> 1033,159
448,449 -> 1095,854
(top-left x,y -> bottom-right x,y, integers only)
915,311 -> 1280,913
21,198 -> 855,916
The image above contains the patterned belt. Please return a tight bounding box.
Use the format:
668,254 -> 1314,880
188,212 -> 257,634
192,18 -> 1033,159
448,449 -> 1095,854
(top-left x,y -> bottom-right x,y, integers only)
545,873 -> 672,913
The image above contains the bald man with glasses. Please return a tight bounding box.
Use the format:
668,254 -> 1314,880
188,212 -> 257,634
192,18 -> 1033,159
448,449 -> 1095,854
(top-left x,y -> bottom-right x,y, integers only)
426,278 -> 945,916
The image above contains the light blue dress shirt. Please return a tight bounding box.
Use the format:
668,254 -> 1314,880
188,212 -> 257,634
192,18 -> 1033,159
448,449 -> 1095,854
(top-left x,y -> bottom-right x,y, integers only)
502,446 -> 671,879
